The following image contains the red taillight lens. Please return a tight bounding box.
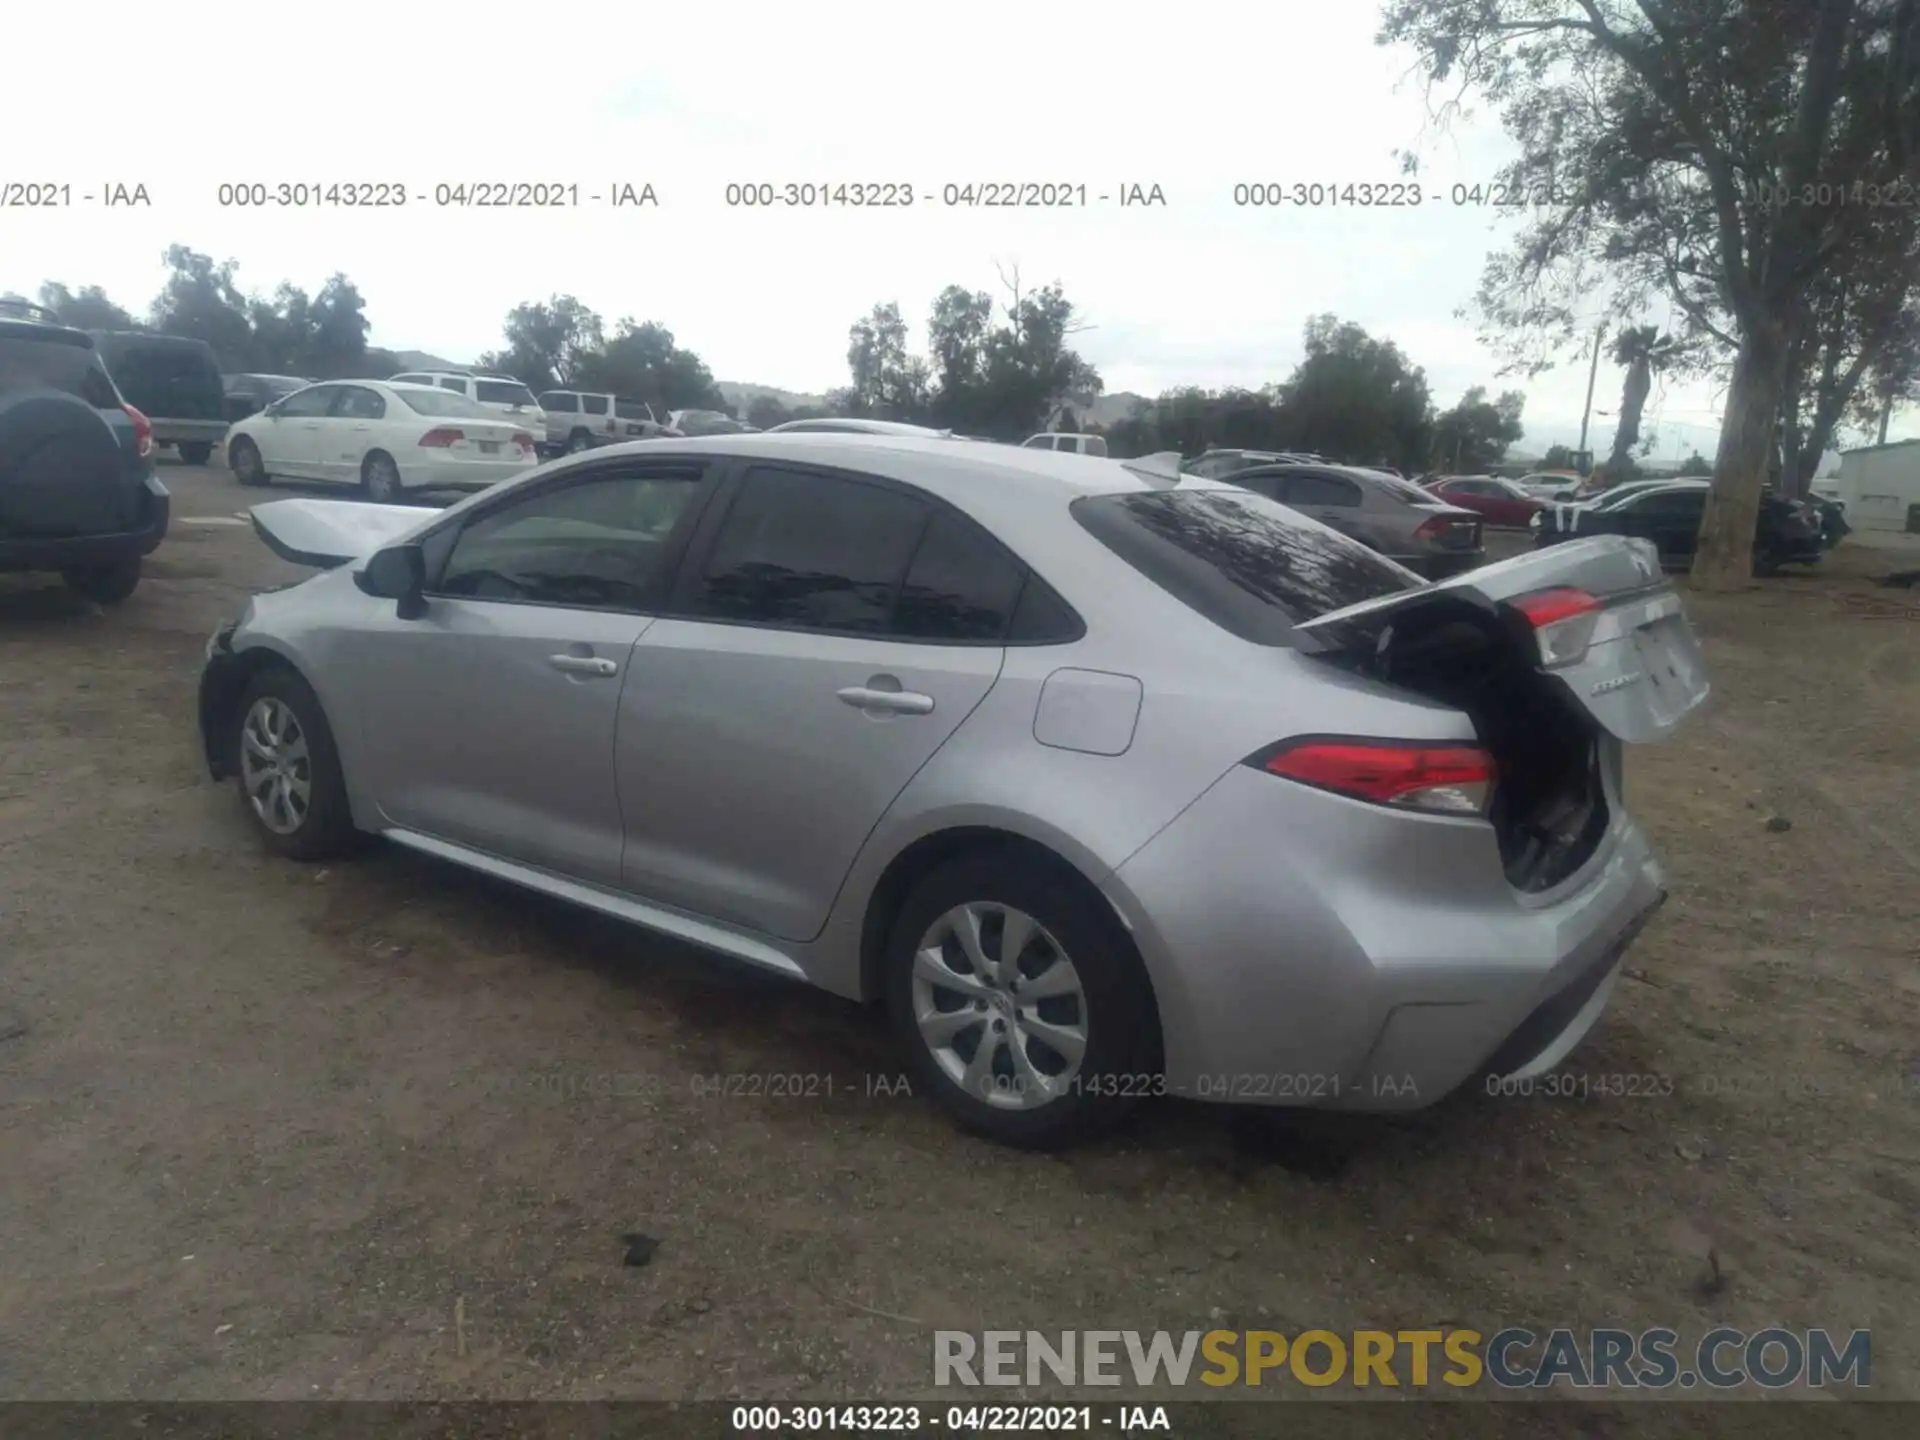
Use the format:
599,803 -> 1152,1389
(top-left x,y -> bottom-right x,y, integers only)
418,427 -> 464,447
605,418 -> 617,432
123,404 -> 154,460
511,430 -> 535,452
1509,587 -> 1602,667
1256,739 -> 1497,816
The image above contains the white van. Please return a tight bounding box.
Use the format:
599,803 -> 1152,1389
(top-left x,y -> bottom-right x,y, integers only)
389,371 -> 547,436
1021,432 -> 1108,456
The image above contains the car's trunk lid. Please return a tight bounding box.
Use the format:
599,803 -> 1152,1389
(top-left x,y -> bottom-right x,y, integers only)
1296,534 -> 1710,744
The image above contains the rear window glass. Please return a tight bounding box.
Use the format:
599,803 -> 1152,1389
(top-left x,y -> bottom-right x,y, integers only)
1366,473 -> 1441,504
582,395 -> 610,416
614,399 -> 653,421
540,391 -> 579,412
476,380 -> 537,405
1071,488 -> 1421,647
0,335 -> 120,407
398,388 -> 491,418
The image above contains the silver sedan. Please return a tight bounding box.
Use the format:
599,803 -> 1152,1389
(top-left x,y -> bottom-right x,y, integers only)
198,434 -> 1708,1147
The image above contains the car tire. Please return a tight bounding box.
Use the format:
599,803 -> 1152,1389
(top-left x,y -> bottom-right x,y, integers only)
566,430 -> 594,454
61,557 -> 141,604
230,437 -> 269,487
177,442 -> 213,466
362,451 -> 402,503
1753,546 -> 1786,578
884,853 -> 1159,1150
233,666 -> 361,862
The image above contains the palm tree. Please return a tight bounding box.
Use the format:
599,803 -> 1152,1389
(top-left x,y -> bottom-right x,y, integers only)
1604,325 -> 1680,483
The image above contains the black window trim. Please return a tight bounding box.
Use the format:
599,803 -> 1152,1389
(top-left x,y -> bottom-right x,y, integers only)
414,455 -> 724,617
663,457 -> 1087,648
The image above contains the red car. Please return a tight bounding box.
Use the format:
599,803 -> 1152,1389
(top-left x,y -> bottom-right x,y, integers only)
1423,475 -> 1546,529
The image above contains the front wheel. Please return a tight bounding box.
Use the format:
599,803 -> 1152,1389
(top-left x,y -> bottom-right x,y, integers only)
884,855 -> 1160,1149
362,451 -> 403,502
62,557 -> 141,604
234,667 -> 362,861
229,437 -> 269,487
177,442 -> 213,466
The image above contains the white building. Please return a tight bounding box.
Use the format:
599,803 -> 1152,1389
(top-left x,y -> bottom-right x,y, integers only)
1835,438 -> 1920,533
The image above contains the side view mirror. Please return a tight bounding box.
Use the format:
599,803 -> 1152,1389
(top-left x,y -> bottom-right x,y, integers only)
354,542 -> 428,619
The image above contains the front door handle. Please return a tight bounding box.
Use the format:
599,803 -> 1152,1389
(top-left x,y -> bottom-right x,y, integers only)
837,685 -> 934,715
549,653 -> 619,677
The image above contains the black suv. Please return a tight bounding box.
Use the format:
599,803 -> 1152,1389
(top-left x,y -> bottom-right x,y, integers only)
0,302 -> 170,602
88,330 -> 228,465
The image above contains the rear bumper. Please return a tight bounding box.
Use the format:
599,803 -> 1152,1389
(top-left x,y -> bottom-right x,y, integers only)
1103,763 -> 1669,1111
0,472 -> 170,571
397,456 -> 539,491
150,419 -> 229,445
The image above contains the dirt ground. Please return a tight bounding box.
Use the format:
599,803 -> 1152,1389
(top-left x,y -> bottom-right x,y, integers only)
2,458 -> 1917,1415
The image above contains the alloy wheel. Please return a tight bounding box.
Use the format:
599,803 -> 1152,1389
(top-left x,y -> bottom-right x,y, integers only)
239,696 -> 312,835
910,901 -> 1089,1110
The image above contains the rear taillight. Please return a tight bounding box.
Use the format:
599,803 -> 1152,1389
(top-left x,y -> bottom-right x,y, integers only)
605,418 -> 617,432
1414,515 -> 1478,542
419,427 -> 464,447
123,404 -> 154,460
1509,586 -> 1602,668
1253,739 -> 1497,817
511,431 -> 535,453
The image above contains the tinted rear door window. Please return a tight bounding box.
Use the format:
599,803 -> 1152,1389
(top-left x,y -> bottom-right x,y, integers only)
1071,488 -> 1419,647
1281,473 -> 1362,507
582,395 -> 610,416
541,392 -> 579,412
893,508 -> 1027,642
686,466 -> 929,633
0,335 -> 120,407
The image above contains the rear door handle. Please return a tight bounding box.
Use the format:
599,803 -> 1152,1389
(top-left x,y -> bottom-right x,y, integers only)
549,654 -> 619,677
837,685 -> 934,716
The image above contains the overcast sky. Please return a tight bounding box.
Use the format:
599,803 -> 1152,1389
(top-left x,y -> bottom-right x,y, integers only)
3,1 -> 1906,459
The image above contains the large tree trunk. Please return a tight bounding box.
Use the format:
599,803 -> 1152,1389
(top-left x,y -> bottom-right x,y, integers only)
1692,324 -> 1791,591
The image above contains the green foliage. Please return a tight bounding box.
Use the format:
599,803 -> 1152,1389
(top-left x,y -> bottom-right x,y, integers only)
38,283 -> 138,331
1677,451 -> 1714,477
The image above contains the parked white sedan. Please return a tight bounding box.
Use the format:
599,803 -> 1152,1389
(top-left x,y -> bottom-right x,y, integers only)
224,381 -> 538,500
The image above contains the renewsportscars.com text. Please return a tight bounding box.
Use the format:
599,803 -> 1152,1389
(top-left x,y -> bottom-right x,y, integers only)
933,1327 -> 1871,1391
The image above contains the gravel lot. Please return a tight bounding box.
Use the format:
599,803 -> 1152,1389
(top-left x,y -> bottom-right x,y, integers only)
2,456 -> 1918,1416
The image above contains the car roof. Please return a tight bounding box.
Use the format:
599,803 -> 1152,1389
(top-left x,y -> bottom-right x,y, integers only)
772,417 -> 950,436
0,317 -> 94,346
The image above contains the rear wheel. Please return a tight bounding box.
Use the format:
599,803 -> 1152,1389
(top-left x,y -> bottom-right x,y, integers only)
234,667 -> 361,861
566,430 -> 594,454
229,437 -> 269,487
362,451 -> 402,502
884,854 -> 1159,1149
61,557 -> 141,604
177,442 -> 213,466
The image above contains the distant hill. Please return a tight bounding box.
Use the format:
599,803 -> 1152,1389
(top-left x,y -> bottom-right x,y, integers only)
391,350 -> 468,372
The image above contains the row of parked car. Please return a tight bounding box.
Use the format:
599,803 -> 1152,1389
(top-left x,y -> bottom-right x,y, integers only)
1177,447 -> 1844,577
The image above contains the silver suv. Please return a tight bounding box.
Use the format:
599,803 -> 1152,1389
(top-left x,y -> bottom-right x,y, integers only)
537,391 -> 672,454
199,434 -> 1706,1147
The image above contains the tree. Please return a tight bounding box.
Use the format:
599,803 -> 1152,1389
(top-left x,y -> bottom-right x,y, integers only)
1430,386 -> 1527,472
1542,443 -> 1578,469
978,269 -> 1102,440
37,283 -> 138,331
1604,326 -> 1680,479
1276,315 -> 1434,469
1677,450 -> 1715,475
150,245 -> 251,364
577,319 -> 726,412
476,296 -> 606,390
306,274 -> 374,378
1380,0 -> 1920,590
744,395 -> 794,429
925,285 -> 996,431
844,302 -> 930,420
246,283 -> 314,374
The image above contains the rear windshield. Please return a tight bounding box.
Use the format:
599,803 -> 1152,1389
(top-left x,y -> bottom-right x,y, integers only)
398,388 -> 490,418
614,399 -> 654,421
0,333 -> 121,407
475,379 -> 538,406
1365,472 -> 1443,504
1071,487 -> 1421,647
96,339 -> 223,417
